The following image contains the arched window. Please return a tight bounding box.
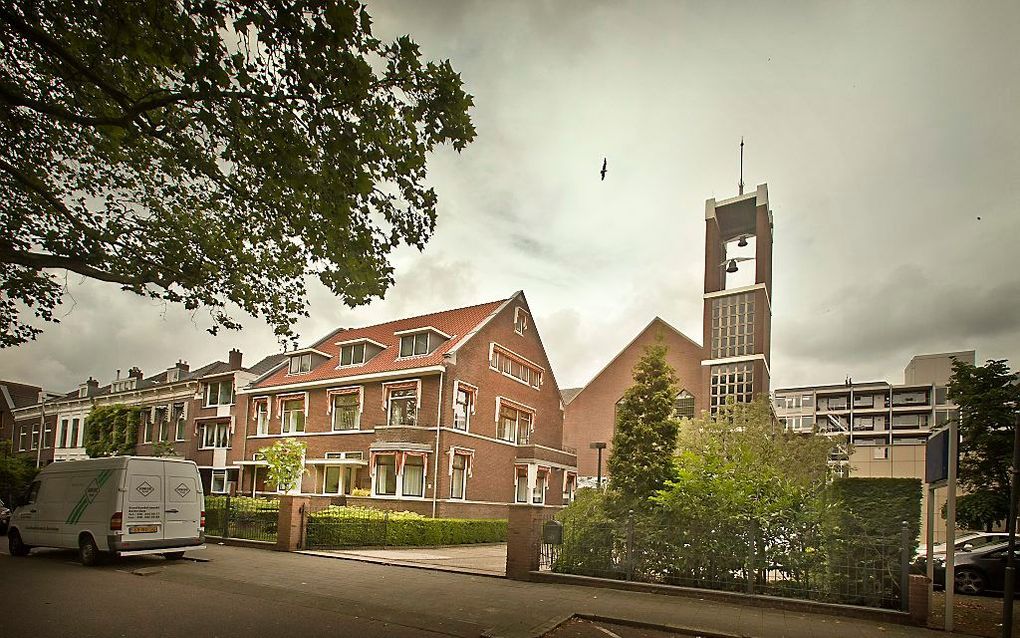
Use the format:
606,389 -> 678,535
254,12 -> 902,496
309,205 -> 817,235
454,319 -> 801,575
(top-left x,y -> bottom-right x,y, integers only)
674,390 -> 696,419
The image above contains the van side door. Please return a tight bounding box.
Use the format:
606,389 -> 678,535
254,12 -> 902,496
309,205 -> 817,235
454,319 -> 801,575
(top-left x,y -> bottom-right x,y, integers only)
164,463 -> 202,543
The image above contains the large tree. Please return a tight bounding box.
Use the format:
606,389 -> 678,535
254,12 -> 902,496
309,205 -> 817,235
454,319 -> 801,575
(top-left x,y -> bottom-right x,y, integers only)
606,342 -> 680,510
947,358 -> 1019,531
0,1 -> 475,347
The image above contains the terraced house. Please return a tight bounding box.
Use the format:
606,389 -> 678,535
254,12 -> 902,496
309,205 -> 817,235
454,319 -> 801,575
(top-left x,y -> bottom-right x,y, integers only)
7,350 -> 284,493
238,291 -> 578,518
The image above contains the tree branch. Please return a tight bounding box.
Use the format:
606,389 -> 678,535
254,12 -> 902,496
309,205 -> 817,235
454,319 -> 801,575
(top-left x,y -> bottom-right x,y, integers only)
0,243 -> 151,287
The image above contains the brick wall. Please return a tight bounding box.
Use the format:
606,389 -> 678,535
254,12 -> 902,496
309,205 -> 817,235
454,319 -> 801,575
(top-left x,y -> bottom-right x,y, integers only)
563,318 -> 703,478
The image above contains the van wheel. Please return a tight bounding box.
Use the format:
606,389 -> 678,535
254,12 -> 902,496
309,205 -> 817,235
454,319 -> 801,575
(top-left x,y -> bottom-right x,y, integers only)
78,535 -> 101,566
8,530 -> 30,556
163,551 -> 186,561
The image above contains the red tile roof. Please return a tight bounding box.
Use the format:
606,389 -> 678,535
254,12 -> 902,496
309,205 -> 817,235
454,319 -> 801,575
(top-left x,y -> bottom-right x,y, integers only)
252,297 -> 510,390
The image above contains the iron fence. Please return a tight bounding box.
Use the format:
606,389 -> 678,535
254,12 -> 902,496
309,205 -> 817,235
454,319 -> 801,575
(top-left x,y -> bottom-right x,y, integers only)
204,495 -> 278,543
541,515 -> 911,610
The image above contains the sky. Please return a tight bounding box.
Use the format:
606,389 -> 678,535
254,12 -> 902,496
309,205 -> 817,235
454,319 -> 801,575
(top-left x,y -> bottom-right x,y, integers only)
2,0 -> 1019,395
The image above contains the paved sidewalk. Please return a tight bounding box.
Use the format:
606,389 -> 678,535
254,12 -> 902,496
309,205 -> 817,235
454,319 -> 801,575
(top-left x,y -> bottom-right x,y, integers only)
302,542 -> 507,576
152,544 -> 948,638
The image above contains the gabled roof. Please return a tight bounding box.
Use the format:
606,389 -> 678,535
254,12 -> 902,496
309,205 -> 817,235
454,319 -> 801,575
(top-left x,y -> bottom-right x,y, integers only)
0,380 -> 44,410
252,297 -> 510,390
567,316 -> 702,405
560,387 -> 583,405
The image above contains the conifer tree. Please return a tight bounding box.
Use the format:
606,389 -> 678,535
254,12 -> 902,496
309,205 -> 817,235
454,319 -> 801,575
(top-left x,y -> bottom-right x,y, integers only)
607,342 -> 680,510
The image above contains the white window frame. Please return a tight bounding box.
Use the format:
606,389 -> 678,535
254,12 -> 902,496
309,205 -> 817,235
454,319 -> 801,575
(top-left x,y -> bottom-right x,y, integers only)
173,403 -> 187,441
58,419 -> 69,448
330,391 -> 361,431
141,412 -> 153,444
288,353 -> 313,375
373,453 -> 398,496
453,382 -> 476,431
450,453 -> 468,499
253,398 -> 271,435
489,343 -> 544,389
398,332 -> 430,358
281,397 -> 306,434
211,470 -> 228,494
385,383 -> 419,427
514,467 -> 529,503
339,343 -> 367,367
514,307 -> 529,335
200,421 -> 231,449
532,469 -> 548,504
496,398 -> 534,445
401,454 -> 426,498
205,380 -> 234,407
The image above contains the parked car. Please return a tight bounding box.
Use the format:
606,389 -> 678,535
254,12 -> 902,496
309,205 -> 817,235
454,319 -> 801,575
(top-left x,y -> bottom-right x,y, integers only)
916,532 -> 1009,559
7,456 -> 206,565
921,541 -> 1018,595
0,498 -> 10,534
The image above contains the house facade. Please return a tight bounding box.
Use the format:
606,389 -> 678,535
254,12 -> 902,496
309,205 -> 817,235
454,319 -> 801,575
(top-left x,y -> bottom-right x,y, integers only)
8,350 -> 284,494
238,292 -> 578,518
561,317 -> 704,480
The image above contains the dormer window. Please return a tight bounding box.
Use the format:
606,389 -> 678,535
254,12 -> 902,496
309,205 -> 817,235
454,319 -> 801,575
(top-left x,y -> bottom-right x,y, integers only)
78,386 -> 88,398
111,378 -> 137,393
340,343 -> 367,367
289,353 -> 313,374
399,332 -> 429,358
167,368 -> 181,383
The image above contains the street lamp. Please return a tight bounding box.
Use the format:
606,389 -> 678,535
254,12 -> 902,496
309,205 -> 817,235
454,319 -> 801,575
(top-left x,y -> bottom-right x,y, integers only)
589,441 -> 607,488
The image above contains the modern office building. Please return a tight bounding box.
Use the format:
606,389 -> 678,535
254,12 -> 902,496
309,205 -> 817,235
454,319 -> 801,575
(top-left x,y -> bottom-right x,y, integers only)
773,351 -> 973,540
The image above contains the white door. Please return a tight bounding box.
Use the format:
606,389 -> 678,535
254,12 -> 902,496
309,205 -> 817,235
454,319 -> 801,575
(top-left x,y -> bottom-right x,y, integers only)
164,463 -> 201,542
124,459 -> 165,541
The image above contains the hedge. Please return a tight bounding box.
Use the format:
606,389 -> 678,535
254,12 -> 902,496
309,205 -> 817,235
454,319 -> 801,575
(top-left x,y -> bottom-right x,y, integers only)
305,506 -> 507,548
205,495 -> 280,541
821,478 -> 922,607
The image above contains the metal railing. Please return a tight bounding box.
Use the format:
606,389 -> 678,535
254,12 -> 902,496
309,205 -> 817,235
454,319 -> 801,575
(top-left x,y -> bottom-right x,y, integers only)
204,495 -> 279,543
541,515 -> 911,610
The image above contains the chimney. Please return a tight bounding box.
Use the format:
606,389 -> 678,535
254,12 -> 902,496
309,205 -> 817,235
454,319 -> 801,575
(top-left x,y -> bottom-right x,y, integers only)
176,359 -> 190,373
228,349 -> 243,371
128,367 -> 143,380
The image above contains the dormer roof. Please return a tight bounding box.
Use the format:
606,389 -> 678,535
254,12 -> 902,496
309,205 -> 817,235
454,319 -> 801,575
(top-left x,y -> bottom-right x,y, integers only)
251,296 -> 512,390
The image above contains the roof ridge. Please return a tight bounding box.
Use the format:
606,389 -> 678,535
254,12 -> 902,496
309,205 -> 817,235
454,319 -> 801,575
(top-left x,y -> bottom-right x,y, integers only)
311,296 -> 510,348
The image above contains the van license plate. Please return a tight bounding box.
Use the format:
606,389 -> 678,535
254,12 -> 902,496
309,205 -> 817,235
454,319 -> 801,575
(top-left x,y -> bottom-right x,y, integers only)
129,525 -> 158,533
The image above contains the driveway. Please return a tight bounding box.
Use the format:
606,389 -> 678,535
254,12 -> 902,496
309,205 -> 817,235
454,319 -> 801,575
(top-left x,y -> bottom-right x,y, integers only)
303,542 -> 507,576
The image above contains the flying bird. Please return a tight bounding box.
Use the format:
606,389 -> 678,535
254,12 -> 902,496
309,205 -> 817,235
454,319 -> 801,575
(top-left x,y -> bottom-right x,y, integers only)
600,158 -> 607,181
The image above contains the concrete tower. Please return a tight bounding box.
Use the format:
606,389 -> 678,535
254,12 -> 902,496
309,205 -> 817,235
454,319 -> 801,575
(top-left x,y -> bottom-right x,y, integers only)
701,183 -> 773,412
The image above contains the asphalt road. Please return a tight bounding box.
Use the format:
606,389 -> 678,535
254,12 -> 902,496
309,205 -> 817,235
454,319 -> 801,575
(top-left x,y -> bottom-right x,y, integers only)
0,546 -> 453,638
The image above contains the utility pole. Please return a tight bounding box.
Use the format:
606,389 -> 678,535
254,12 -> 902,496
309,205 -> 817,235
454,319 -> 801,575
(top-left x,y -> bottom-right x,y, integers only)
1002,412 -> 1020,638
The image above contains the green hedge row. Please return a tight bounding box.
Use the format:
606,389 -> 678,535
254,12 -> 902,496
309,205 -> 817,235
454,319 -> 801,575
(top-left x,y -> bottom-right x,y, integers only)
306,510 -> 507,548
205,496 -> 280,541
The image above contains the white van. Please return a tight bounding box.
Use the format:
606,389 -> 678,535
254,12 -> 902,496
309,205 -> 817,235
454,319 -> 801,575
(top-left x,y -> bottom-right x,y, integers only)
8,456 -> 206,565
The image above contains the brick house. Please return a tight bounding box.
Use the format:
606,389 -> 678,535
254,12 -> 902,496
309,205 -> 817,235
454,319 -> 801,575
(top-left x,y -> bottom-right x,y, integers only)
237,291 -> 578,518
1,380 -> 61,467
561,317 -> 705,481
7,350 -> 283,494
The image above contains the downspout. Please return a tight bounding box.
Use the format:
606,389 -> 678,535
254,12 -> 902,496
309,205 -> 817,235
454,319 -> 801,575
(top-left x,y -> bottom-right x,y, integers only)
36,396 -> 45,469
432,369 -> 444,519
239,376 -> 249,496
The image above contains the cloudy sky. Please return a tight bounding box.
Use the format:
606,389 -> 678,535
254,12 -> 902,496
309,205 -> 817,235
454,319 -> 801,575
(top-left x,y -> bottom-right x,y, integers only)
3,0 -> 1018,394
